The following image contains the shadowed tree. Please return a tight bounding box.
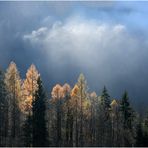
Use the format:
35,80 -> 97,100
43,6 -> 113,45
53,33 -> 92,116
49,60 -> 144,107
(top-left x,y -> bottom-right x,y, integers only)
97,86 -> 111,146
120,91 -> 136,146
32,76 -> 49,147
0,68 -> 9,146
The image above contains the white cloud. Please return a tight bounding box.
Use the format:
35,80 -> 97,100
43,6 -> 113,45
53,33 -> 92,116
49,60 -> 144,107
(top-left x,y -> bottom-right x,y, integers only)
22,16 -> 148,102
24,27 -> 48,42
23,16 -> 146,85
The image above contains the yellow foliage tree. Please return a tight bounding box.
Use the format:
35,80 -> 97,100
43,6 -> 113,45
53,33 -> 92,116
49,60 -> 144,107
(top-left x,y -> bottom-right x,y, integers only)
21,64 -> 39,113
5,61 -> 22,143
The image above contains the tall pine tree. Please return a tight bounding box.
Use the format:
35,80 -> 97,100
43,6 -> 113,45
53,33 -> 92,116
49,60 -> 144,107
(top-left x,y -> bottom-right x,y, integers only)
120,91 -> 136,146
0,68 -> 9,146
32,76 -> 49,147
98,86 -> 111,146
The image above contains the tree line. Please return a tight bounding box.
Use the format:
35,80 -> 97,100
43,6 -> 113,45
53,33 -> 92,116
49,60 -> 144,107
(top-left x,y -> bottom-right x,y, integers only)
0,61 -> 148,147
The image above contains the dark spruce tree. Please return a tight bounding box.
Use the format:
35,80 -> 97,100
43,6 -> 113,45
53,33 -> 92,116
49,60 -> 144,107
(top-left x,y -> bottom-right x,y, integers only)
120,91 -> 136,146
0,68 -> 8,146
135,119 -> 144,147
142,113 -> 148,146
98,86 -> 111,146
22,113 -> 32,147
101,86 -> 111,109
32,76 -> 49,147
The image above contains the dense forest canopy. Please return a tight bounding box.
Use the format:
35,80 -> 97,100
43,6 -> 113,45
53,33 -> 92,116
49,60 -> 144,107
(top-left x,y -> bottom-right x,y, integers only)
0,61 -> 148,147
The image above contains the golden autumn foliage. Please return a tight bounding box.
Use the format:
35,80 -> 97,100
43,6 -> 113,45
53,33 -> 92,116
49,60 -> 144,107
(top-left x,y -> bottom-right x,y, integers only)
90,91 -> 97,99
71,84 -> 79,97
21,64 -> 39,113
5,61 -> 22,106
83,99 -> 91,118
51,84 -> 65,104
110,99 -> 118,107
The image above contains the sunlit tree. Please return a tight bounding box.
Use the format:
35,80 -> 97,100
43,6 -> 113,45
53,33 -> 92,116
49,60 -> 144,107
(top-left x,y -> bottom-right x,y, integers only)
62,84 -> 73,146
50,84 -> 64,146
89,92 -> 98,146
21,64 -> 39,114
5,62 -> 21,146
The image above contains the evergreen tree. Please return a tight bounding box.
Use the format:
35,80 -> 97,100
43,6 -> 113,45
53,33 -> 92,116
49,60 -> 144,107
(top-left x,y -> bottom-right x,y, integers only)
120,91 -> 136,146
22,113 -> 32,147
101,86 -> 110,109
143,113 -> 148,146
32,77 -> 49,147
98,86 -> 111,146
0,68 -> 8,146
136,120 -> 144,146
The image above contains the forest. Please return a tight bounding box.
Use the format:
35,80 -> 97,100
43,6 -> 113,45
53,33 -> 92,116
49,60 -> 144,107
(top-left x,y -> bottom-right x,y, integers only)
0,61 -> 148,147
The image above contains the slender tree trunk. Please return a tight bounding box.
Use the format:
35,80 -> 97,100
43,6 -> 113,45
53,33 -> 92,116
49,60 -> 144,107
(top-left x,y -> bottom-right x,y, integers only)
80,81 -> 83,146
75,99 -> 78,147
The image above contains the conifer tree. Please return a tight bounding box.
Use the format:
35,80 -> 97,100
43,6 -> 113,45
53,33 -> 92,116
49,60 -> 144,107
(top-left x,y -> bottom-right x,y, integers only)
32,77 -> 49,147
120,91 -> 136,146
0,68 -> 8,146
89,92 -> 98,146
98,86 -> 111,146
50,84 -> 64,146
62,84 -> 73,146
5,62 -> 21,146
76,73 -> 88,146
21,64 -> 39,114
136,120 -> 144,147
22,113 -> 32,147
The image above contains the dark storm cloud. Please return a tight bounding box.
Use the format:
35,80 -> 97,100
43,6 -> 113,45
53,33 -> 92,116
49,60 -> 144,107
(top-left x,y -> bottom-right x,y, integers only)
0,1 -> 148,110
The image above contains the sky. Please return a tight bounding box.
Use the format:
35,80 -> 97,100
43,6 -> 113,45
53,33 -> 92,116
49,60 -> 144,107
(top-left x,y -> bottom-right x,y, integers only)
0,1 -> 148,109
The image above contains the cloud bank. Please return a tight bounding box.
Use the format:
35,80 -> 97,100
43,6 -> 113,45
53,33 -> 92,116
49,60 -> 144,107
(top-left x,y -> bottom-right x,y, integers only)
23,16 -> 148,107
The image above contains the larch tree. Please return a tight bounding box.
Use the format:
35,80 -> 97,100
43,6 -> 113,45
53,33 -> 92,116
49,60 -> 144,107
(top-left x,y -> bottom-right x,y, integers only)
71,84 -> 80,147
76,73 -> 88,146
62,83 -> 73,146
51,84 -> 64,146
32,76 -> 49,147
89,92 -> 98,146
21,64 -> 39,114
4,61 -> 22,146
110,99 -> 121,146
22,64 -> 39,146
